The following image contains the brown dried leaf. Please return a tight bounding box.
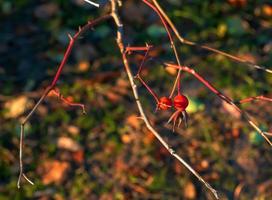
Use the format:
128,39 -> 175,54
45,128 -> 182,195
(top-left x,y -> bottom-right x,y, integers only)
165,66 -> 177,76
121,133 -> 133,144
67,125 -> 80,136
263,4 -> 272,17
143,130 -> 155,145
126,114 -> 141,129
4,96 -> 28,118
72,150 -> 84,164
39,160 -> 70,185
105,91 -> 122,103
78,61 -> 90,72
57,136 -> 81,152
184,182 -> 197,199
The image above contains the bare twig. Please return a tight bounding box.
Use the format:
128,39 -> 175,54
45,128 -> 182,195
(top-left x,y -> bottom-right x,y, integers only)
110,0 -> 219,198
83,0 -> 100,8
141,0 -> 183,98
238,95 -> 272,104
17,15 -> 111,188
151,0 -> 272,74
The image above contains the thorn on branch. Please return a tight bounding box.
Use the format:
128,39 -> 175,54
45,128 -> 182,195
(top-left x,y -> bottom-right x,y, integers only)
51,88 -> 86,114
67,34 -> 73,41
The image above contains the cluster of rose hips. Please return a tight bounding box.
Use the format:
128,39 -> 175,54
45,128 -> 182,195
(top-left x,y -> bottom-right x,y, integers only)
158,95 -> 188,111
158,94 -> 189,130
126,45 -> 190,130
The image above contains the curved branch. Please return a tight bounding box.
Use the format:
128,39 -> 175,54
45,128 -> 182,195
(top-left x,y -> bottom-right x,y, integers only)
17,14 -> 111,188
152,0 -> 272,74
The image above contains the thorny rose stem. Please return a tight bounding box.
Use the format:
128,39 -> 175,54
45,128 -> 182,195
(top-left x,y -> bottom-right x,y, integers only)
110,0 -> 219,199
17,14 -> 111,188
166,63 -> 272,146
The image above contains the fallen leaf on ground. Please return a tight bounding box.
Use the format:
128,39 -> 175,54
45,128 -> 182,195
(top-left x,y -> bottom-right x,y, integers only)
72,150 -> 84,164
184,182 -> 196,199
67,125 -> 80,136
39,160 -> 70,185
262,4 -> 272,16
57,136 -> 81,152
78,61 -> 90,72
126,114 -> 141,129
121,133 -> 133,144
165,66 -> 177,76
4,96 -> 28,118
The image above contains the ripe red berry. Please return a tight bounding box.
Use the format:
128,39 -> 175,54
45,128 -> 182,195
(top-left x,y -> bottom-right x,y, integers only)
158,96 -> 172,110
173,94 -> 189,110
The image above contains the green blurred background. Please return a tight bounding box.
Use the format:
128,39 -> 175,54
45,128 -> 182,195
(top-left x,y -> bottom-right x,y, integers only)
0,0 -> 272,199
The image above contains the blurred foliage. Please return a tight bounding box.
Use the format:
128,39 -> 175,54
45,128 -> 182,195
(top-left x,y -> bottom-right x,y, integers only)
0,0 -> 272,199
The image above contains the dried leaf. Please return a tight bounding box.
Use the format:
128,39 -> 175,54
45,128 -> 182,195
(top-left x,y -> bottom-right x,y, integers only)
126,114 -> 141,129
143,130 -> 155,145
39,160 -> 70,185
57,136 -> 81,152
105,91 -> 122,103
184,182 -> 196,199
165,66 -> 177,76
78,61 -> 90,72
4,96 -> 28,118
67,125 -> 80,136
121,133 -> 133,144
262,4 -> 272,17
72,150 -> 84,164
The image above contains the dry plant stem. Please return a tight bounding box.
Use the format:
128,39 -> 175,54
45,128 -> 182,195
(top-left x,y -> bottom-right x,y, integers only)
141,0 -> 183,98
17,15 -> 111,189
166,63 -> 272,146
152,0 -> 272,74
51,89 -> 86,113
110,0 -> 219,199
239,95 -> 272,104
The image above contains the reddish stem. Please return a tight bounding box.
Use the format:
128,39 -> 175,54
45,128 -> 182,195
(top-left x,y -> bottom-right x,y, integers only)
126,44 -> 159,104
239,95 -> 272,104
125,45 -> 152,54
136,75 -> 159,103
51,15 -> 111,87
141,0 -> 173,44
18,14 -> 111,189
137,45 -> 152,76
165,63 -> 272,146
51,89 -> 86,114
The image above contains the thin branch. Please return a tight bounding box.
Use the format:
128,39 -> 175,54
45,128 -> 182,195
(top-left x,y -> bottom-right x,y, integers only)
141,0 -> 183,98
17,14 -> 111,189
152,0 -> 272,74
83,0 -> 100,8
110,0 -> 219,199
165,63 -> 272,146
51,88 -> 86,114
238,95 -> 272,104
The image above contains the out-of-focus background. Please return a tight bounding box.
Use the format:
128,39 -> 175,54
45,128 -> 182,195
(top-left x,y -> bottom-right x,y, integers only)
0,0 -> 272,199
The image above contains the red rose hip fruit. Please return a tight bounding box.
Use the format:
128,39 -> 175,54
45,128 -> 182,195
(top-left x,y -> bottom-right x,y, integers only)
173,94 -> 189,110
158,96 -> 172,110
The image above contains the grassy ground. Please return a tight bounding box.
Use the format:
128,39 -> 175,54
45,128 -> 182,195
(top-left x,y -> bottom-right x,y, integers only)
0,0 -> 272,199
